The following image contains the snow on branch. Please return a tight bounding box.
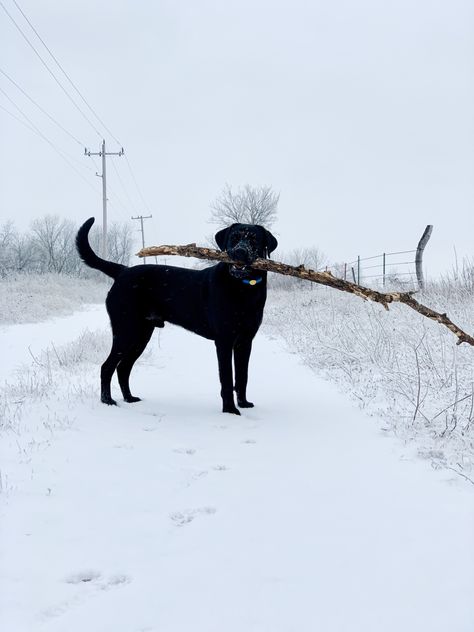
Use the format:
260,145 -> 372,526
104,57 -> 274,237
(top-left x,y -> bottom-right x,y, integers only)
137,244 -> 474,348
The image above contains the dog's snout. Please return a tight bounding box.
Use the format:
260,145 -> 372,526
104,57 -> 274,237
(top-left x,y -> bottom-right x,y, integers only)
229,243 -> 254,264
233,245 -> 249,259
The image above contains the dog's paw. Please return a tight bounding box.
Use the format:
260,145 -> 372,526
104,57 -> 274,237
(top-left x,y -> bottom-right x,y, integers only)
237,399 -> 254,408
223,405 -> 241,415
124,395 -> 141,403
101,395 -> 117,406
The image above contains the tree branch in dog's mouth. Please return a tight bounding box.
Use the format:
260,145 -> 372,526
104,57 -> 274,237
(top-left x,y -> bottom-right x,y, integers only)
137,243 -> 474,348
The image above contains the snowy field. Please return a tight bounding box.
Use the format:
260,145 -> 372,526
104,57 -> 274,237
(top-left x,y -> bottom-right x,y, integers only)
1,276 -> 474,631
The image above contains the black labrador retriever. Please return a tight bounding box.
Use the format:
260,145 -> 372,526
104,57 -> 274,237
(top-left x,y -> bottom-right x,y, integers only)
76,218 -> 278,414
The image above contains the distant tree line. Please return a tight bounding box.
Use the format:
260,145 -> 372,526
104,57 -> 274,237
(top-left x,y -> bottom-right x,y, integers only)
0,186 -> 332,288
0,215 -> 133,278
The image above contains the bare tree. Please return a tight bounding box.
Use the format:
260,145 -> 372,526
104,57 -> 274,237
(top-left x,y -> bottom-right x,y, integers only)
0,215 -> 134,277
287,247 -> 328,271
0,220 -> 16,274
10,233 -> 37,272
106,221 -> 134,265
210,184 -> 279,228
31,215 -> 78,274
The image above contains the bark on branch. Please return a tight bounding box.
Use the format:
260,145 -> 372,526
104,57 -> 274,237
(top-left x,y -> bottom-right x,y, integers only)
137,244 -> 474,347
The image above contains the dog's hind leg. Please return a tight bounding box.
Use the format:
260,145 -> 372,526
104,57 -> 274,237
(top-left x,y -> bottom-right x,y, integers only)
215,338 -> 240,415
234,336 -> 254,408
117,324 -> 154,403
101,339 -> 123,405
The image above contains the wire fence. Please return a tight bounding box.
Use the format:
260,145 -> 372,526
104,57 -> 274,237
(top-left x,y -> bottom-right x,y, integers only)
334,249 -> 418,289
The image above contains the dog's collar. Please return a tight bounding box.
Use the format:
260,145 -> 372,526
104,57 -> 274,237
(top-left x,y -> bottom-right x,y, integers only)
242,277 -> 263,286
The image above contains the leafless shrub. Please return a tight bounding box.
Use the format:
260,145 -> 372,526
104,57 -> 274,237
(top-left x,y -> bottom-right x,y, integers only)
269,246 -> 328,290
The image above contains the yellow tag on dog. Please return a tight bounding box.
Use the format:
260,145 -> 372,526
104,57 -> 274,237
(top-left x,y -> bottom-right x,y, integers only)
249,279 -> 257,285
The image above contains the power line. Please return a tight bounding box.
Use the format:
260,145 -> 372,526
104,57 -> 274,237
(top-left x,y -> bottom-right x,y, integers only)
0,0 -> 103,137
3,0 -> 151,225
125,155 -> 152,215
0,101 -> 38,135
110,156 -> 138,214
10,0 -> 122,146
0,87 -> 100,194
88,154 -> 131,222
0,66 -> 84,145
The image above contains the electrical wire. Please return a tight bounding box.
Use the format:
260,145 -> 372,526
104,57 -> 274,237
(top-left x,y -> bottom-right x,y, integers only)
0,101 -> 39,135
110,157 -> 138,214
88,156 -> 132,222
3,0 -> 149,222
0,66 -> 84,145
0,0 -> 103,137
10,0 -> 122,146
125,154 -> 152,215
0,87 -> 100,194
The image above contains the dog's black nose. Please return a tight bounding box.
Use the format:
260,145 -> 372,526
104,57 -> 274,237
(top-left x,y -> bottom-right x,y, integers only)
230,246 -> 253,264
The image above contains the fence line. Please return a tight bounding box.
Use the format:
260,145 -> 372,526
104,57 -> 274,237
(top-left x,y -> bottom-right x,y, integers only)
339,249 -> 418,289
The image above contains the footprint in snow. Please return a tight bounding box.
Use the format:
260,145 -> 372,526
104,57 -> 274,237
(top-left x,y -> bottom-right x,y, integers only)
242,438 -> 257,445
64,570 -> 131,589
170,506 -> 217,527
101,574 -> 131,590
64,569 -> 101,584
43,572 -> 131,620
173,448 -> 196,456
188,470 -> 208,484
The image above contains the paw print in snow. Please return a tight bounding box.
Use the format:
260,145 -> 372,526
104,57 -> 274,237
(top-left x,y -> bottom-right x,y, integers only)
170,506 -> 217,527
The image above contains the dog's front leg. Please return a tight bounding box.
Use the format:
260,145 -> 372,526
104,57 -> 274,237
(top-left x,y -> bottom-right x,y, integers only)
234,336 -> 254,408
215,338 -> 240,415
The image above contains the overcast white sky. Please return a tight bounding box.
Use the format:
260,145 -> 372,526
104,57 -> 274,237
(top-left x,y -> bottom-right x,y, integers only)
1,0 -> 473,277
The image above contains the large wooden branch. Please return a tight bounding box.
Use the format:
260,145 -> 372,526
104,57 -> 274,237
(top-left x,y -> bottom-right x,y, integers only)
137,244 -> 474,347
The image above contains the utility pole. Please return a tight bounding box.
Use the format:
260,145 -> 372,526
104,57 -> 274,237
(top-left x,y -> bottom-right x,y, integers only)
131,214 -> 152,263
85,139 -> 124,257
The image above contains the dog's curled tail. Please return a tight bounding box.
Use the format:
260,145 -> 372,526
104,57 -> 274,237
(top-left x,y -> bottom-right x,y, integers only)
76,217 -> 127,279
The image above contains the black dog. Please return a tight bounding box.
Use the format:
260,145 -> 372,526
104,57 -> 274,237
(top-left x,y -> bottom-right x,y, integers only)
76,218 -> 278,414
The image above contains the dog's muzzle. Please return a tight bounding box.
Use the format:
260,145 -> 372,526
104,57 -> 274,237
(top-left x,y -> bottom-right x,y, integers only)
228,243 -> 256,279
228,244 -> 254,265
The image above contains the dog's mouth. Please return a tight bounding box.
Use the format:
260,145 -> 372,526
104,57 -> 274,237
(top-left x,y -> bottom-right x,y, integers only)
229,264 -> 251,279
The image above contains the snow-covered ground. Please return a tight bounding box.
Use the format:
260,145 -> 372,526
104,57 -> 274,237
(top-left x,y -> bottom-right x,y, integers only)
265,286 -> 474,477
1,304 -> 473,631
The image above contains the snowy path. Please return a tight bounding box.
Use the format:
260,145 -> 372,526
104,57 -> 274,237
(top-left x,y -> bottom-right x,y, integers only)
1,309 -> 473,631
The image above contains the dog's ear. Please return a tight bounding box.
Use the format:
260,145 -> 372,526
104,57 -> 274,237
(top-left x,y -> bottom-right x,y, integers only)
264,229 -> 278,257
215,225 -> 236,250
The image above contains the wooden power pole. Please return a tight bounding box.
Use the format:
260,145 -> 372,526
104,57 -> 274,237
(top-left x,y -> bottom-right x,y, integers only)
131,214 -> 153,263
415,225 -> 433,289
85,140 -> 124,257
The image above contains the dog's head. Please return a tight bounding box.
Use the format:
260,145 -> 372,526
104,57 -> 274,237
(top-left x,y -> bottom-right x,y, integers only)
215,223 -> 278,279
